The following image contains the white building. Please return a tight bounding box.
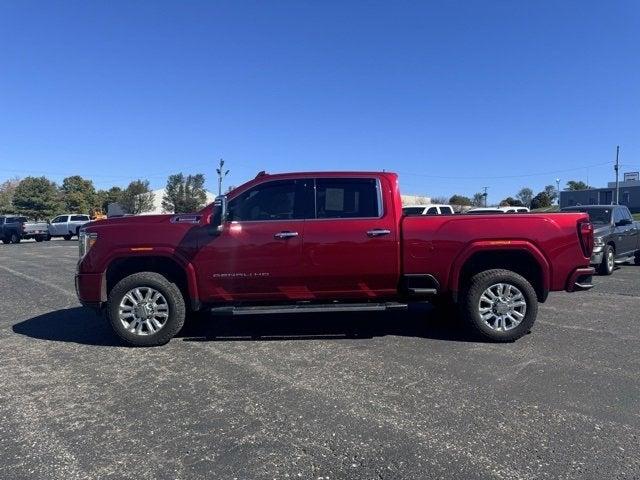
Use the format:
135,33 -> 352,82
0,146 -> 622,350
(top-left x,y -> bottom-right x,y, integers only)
140,188 -> 217,215
400,194 -> 431,206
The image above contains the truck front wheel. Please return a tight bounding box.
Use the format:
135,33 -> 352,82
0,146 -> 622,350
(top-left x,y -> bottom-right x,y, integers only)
461,269 -> 538,342
597,245 -> 615,275
107,272 -> 186,347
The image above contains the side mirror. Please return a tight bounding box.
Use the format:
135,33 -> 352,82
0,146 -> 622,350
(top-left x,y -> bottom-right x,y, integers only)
210,195 -> 228,233
616,218 -> 632,227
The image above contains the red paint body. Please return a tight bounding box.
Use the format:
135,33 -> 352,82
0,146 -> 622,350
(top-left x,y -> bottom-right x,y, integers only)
76,172 -> 594,308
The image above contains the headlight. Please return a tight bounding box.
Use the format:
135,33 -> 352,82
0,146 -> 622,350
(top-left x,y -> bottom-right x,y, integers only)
593,237 -> 604,247
79,230 -> 98,259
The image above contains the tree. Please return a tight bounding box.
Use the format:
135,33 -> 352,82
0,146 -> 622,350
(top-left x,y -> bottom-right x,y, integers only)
543,185 -> 558,203
120,180 -> 155,214
566,180 -> 591,191
499,197 -> 524,207
448,194 -> 471,206
162,173 -> 207,213
530,191 -> 552,210
516,187 -> 534,207
61,175 -> 96,213
13,176 -> 60,220
431,196 -> 449,205
472,192 -> 486,207
0,177 -> 20,214
96,186 -> 124,212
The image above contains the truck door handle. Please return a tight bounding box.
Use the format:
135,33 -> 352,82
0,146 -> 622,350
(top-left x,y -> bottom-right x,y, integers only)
366,229 -> 391,237
274,231 -> 299,239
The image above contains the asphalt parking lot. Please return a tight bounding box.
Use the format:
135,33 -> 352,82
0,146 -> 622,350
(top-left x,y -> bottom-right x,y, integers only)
1,240 -> 639,480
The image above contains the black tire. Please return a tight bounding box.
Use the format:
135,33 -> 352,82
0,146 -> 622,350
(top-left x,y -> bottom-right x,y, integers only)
35,236 -> 44,242
1,238 -> 9,244
597,244 -> 615,275
107,272 -> 186,347
460,268 -> 538,342
75,226 -> 80,237
63,234 -> 72,241
634,252 -> 640,266
45,234 -> 51,241
10,233 -> 20,244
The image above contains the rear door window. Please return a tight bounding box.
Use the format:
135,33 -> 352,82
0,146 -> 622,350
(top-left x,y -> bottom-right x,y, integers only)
425,207 -> 438,215
315,178 -> 380,219
441,206 -> 454,215
71,215 -> 88,221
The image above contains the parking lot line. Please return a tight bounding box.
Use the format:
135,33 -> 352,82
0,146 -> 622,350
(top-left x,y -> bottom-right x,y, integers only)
0,264 -> 76,298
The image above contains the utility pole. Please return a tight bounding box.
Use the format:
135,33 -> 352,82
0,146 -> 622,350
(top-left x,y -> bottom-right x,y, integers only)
482,186 -> 488,207
614,145 -> 620,205
556,178 -> 560,206
216,158 -> 229,196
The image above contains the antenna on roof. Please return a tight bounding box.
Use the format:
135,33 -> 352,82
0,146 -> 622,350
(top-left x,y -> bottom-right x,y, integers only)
255,171 -> 267,178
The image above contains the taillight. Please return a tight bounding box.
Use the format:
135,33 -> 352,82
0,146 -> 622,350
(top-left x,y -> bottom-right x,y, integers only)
578,220 -> 594,257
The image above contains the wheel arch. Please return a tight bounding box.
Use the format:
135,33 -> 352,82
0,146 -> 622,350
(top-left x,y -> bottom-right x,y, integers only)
449,242 -> 550,303
105,253 -> 200,310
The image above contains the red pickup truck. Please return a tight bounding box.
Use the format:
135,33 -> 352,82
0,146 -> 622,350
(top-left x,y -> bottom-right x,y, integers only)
76,171 -> 595,346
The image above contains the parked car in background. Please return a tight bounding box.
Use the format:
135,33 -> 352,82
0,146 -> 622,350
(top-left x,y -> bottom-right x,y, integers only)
0,216 -> 26,244
402,204 -> 455,215
22,220 -> 50,242
76,171 -> 594,347
500,206 -> 530,213
562,205 -> 640,275
465,208 -> 505,214
467,207 -> 530,214
48,214 -> 91,240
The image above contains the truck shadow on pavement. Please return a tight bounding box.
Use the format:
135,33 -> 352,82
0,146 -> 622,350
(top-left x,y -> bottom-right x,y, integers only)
12,304 -> 477,346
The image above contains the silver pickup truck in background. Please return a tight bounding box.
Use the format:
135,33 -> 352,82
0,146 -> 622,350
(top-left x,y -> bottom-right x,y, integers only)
48,214 -> 91,240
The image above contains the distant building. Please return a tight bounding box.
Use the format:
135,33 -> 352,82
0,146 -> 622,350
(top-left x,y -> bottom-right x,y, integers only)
559,174 -> 640,213
401,194 -> 431,206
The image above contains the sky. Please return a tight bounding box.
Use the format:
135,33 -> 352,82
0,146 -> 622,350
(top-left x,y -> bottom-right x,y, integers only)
1,1 -> 638,203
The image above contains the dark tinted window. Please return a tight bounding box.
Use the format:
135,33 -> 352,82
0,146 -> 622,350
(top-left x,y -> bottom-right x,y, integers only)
228,180 -> 305,221
426,207 -> 438,215
565,208 -> 611,225
403,207 -> 425,215
71,215 -> 88,221
315,178 -> 379,219
52,216 -> 65,223
441,206 -> 454,215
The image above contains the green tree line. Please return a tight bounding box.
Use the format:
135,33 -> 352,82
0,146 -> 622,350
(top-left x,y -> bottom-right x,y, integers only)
0,172 -> 210,219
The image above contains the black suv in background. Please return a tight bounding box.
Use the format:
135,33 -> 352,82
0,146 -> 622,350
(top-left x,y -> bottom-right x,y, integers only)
0,216 -> 26,244
562,205 -> 640,275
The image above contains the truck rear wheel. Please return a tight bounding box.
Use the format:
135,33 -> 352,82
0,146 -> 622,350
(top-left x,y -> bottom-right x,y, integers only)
35,235 -> 44,242
461,269 -> 538,342
63,234 -> 72,241
107,272 -> 186,347
10,233 -> 20,244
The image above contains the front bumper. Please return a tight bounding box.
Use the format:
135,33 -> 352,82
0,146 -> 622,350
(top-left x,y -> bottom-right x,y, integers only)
75,273 -> 104,310
590,245 -> 604,266
565,267 -> 596,292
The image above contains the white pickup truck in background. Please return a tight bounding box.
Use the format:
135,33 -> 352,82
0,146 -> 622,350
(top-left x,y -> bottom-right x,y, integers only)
48,214 -> 91,240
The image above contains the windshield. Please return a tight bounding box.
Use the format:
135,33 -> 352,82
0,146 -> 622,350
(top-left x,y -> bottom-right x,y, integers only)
568,208 -> 611,224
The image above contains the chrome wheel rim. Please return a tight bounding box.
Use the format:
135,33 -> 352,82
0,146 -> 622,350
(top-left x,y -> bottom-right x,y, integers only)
478,283 -> 527,332
607,251 -> 614,272
118,287 -> 169,336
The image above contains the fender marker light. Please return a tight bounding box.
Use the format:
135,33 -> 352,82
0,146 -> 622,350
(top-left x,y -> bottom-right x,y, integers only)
130,247 -> 154,252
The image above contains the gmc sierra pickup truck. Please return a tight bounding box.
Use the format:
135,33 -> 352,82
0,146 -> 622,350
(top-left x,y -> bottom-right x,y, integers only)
76,171 -> 595,347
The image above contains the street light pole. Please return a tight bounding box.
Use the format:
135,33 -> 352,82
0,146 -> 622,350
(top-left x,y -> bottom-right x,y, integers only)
216,158 -> 229,196
614,145 -> 620,205
556,178 -> 560,206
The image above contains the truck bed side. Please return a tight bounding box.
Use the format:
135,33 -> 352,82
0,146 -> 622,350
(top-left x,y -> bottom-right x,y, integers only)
401,212 -> 591,298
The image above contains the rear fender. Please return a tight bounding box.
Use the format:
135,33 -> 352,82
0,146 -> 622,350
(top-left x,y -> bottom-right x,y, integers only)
448,240 -> 551,300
